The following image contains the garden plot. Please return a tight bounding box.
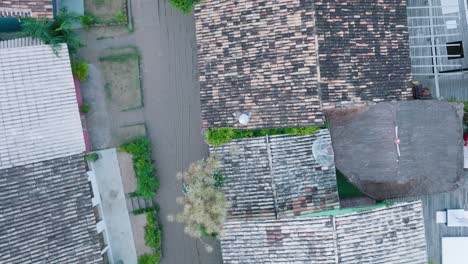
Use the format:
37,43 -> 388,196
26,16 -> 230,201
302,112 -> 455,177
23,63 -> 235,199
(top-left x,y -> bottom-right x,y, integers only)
84,0 -> 127,25
100,47 -> 142,111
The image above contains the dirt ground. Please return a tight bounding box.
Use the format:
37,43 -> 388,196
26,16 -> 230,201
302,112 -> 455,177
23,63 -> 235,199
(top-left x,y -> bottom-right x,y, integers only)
100,48 -> 143,111
78,0 -> 223,262
84,0 -> 126,22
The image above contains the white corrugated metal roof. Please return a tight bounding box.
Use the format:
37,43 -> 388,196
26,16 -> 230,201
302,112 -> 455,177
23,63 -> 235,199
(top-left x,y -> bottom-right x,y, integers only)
0,37 -> 44,48
0,43 -> 85,169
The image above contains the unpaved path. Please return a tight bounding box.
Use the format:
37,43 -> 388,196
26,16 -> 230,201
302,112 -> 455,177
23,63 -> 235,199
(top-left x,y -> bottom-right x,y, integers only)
79,0 -> 222,263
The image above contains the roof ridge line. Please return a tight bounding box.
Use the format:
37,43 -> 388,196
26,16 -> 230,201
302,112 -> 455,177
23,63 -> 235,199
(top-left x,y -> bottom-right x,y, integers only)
331,215 -> 339,264
265,135 -> 280,219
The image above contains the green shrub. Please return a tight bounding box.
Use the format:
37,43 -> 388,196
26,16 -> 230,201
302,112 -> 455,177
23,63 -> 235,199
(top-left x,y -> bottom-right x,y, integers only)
132,205 -> 159,215
205,126 -> 321,146
20,12 -> 82,54
114,11 -> 127,23
199,224 -> 217,238
214,172 -> 224,189
84,152 -> 99,162
80,103 -> 90,113
205,127 -> 234,146
80,14 -> 96,28
169,0 -> 200,14
138,253 -> 160,264
72,61 -> 89,81
145,212 -> 162,250
119,137 -> 159,198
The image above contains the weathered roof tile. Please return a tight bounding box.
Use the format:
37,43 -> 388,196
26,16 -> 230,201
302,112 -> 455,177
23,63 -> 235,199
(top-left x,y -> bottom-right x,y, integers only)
210,130 -> 340,220
221,201 -> 428,264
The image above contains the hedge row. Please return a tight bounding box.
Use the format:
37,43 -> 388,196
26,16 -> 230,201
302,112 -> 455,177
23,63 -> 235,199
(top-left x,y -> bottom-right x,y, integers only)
205,126 -> 321,147
119,137 -> 159,198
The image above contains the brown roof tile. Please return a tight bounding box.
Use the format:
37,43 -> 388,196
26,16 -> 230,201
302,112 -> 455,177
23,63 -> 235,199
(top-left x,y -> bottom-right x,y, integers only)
0,0 -> 53,18
195,0 -> 412,128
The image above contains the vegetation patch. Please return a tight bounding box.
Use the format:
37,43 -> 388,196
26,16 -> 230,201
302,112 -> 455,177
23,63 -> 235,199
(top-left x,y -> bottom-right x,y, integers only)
131,205 -> 159,215
72,61 -> 89,81
176,156 -> 226,238
169,0 -> 201,14
84,152 -> 99,162
119,137 -> 159,198
84,0 -> 128,25
138,212 -> 162,264
99,48 -> 142,110
336,170 -> 364,198
206,126 -> 321,146
20,12 -> 82,55
80,103 -> 90,113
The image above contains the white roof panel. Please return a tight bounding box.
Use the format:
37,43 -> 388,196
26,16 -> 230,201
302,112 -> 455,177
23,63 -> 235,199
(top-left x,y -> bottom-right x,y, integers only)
0,43 -> 85,169
442,237 -> 468,264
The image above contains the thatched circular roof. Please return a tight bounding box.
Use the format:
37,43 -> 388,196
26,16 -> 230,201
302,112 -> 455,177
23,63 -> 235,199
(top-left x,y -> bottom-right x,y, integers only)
327,100 -> 464,200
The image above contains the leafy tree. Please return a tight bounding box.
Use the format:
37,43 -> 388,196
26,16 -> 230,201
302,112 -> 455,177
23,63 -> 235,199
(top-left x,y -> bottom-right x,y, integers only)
20,12 -> 82,54
176,156 -> 226,238
169,0 -> 201,14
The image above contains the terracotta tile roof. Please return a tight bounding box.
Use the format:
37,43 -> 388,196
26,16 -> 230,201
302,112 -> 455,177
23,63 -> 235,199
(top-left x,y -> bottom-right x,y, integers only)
195,0 -> 323,129
210,130 -> 340,220
0,0 -> 53,18
0,155 -> 102,263
315,0 -> 412,106
221,201 -> 428,263
195,0 -> 412,129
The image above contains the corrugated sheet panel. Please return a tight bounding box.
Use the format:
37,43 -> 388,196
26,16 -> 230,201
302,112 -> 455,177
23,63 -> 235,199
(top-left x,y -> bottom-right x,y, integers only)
0,44 -> 85,169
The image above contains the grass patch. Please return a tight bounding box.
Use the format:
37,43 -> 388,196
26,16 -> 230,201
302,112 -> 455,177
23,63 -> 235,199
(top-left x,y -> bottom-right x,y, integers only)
99,52 -> 140,62
336,170 -> 364,198
119,137 -> 159,198
138,212 -> 162,264
100,48 -> 142,110
206,126 -> 320,146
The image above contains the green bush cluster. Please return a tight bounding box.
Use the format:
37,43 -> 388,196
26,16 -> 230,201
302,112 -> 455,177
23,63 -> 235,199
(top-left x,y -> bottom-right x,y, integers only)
205,126 -> 321,146
213,172 -> 224,189
119,137 -> 159,198
80,14 -> 96,28
114,11 -> 127,23
169,0 -> 201,14
132,205 -> 159,215
138,253 -> 160,264
137,212 -> 162,264
198,224 -> 217,238
20,12 -> 82,54
72,61 -> 89,81
84,152 -> 99,162
80,103 -> 90,113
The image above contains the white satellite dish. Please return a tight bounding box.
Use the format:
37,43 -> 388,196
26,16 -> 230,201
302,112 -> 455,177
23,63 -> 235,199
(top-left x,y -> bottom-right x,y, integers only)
238,113 -> 250,126
312,137 -> 334,167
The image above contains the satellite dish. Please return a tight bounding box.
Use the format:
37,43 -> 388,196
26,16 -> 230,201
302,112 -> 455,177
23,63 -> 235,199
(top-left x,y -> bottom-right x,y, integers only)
238,113 -> 250,125
312,137 -> 334,167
